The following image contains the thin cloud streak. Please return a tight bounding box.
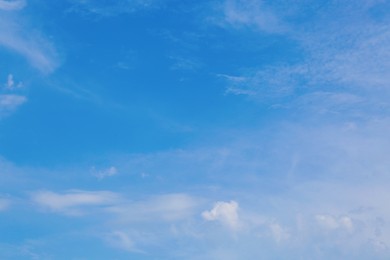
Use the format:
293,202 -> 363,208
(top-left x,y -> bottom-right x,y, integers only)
0,4 -> 60,73
31,190 -> 120,216
67,0 -> 160,17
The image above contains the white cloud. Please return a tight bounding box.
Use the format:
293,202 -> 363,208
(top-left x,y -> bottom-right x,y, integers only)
0,4 -> 59,73
316,215 -> 354,232
105,231 -> 136,252
0,94 -> 26,112
0,0 -> 26,11
0,74 -> 26,117
4,74 -> 22,89
218,1 -> 390,117
68,0 -> 159,17
220,0 -> 284,33
31,190 -> 119,216
93,166 -> 118,180
202,200 -> 239,229
222,65 -> 307,100
6,74 -> 14,88
269,222 -> 290,242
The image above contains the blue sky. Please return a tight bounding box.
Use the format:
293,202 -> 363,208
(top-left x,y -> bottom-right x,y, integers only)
1,0 -> 390,259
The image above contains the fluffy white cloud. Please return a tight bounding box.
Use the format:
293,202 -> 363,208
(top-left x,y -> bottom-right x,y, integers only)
202,200 -> 239,229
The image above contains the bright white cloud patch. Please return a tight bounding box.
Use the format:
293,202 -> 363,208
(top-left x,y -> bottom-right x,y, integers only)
202,200 -> 239,229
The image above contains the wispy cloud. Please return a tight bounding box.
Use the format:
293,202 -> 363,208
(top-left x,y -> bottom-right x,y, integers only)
30,187 -> 200,222
0,0 -> 26,11
31,190 -> 119,216
218,0 -> 390,117
0,74 -> 26,118
316,214 -> 354,232
202,200 -> 240,230
105,231 -> 137,252
0,94 -> 26,115
4,74 -> 22,89
67,0 -> 160,17
92,166 -> 118,180
0,198 -> 10,211
215,0 -> 285,33
0,3 -> 60,73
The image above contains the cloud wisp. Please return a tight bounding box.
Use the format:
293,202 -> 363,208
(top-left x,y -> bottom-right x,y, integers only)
0,0 -> 26,11
0,198 -> 11,211
31,190 -> 119,216
92,166 -> 118,180
218,0 -> 390,119
0,2 -> 60,73
202,200 -> 240,230
219,0 -> 285,33
67,0 -> 160,17
0,94 -> 26,116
